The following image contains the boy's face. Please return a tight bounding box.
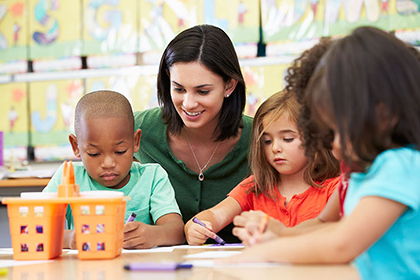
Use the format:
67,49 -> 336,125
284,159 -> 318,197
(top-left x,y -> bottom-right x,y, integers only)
69,117 -> 141,189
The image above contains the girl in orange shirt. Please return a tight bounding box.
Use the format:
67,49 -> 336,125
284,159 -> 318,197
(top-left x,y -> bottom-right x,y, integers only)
184,90 -> 340,245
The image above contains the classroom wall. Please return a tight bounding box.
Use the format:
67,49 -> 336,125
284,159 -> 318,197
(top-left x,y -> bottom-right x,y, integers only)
0,0 -> 419,162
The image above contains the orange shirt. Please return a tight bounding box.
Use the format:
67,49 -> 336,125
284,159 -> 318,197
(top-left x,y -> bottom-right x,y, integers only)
228,175 -> 340,227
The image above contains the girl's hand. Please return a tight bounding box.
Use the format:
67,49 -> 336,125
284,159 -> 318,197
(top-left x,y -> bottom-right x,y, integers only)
123,221 -> 155,249
233,210 -> 267,234
233,226 -> 278,246
185,219 -> 217,245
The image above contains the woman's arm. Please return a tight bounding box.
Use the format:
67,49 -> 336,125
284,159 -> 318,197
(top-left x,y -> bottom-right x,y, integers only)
184,197 -> 242,245
224,196 -> 407,263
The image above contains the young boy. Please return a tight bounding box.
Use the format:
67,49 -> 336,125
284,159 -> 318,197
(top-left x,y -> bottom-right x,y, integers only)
43,90 -> 185,249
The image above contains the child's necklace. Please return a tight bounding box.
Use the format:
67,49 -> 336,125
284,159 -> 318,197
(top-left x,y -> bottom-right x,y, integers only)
185,132 -> 220,181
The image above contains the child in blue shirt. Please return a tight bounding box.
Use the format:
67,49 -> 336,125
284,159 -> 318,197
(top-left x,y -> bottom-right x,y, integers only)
44,90 -> 184,249
223,26 -> 420,279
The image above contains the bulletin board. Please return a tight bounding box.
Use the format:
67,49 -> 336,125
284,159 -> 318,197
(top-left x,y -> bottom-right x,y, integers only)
85,73 -> 158,112
0,82 -> 29,161
138,0 -> 201,56
0,0 -> 28,63
28,0 -> 82,60
82,0 -> 138,56
242,63 -> 290,117
261,0 -> 420,42
29,79 -> 83,161
198,0 -> 260,44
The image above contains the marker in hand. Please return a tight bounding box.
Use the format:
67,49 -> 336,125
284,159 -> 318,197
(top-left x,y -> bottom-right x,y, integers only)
125,213 -> 137,225
192,217 -> 226,245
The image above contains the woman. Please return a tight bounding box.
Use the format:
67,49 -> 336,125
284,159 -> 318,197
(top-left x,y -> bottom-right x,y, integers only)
134,24 -> 252,242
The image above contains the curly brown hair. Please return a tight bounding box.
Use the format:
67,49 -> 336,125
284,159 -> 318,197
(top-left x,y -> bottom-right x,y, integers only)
284,37 -> 337,161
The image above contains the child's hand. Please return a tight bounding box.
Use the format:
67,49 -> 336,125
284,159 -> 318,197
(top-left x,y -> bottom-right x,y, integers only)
233,210 -> 267,234
232,210 -> 276,246
233,226 -> 277,246
63,229 -> 77,249
123,221 -> 155,249
185,219 -> 217,245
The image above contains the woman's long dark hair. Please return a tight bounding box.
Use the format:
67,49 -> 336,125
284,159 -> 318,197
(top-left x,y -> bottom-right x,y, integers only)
157,25 -> 246,141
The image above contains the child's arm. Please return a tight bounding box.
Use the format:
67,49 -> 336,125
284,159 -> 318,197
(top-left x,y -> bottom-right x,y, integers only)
223,196 -> 407,264
184,197 -> 242,245
232,186 -> 342,245
123,213 -> 184,249
63,230 -> 77,249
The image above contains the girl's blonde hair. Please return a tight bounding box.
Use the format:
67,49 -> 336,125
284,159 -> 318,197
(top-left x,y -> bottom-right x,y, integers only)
248,90 -> 340,199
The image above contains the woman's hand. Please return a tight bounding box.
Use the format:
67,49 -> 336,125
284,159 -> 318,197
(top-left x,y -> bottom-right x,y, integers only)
184,219 -> 217,245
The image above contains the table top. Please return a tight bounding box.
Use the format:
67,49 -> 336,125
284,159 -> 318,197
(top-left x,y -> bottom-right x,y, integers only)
0,178 -> 50,188
0,247 -> 359,280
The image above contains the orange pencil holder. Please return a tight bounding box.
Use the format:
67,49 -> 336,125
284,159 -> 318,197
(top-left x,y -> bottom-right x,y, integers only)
2,198 -> 67,260
69,196 -> 128,260
2,161 -> 130,261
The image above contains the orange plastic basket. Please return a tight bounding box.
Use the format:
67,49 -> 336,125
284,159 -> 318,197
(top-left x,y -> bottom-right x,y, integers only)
69,196 -> 128,260
2,198 -> 67,260
2,161 -> 130,260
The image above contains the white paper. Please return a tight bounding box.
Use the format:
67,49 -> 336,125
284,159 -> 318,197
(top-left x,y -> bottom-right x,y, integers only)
173,243 -> 244,249
0,260 -> 52,268
0,248 -> 14,255
122,247 -> 174,253
182,259 -> 282,267
184,251 -> 241,259
64,246 -> 174,255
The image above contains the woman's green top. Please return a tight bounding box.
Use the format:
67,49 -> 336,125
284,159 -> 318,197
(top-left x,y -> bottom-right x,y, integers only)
134,107 -> 253,243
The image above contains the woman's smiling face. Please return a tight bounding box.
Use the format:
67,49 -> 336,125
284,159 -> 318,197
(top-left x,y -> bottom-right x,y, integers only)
169,62 -> 235,131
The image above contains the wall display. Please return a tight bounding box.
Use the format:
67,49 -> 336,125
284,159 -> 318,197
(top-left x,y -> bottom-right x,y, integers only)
82,0 -> 138,56
29,79 -> 83,161
28,0 -> 82,60
85,73 -> 158,112
242,63 -> 290,116
0,0 -> 28,73
262,0 -> 420,54
0,82 -> 29,161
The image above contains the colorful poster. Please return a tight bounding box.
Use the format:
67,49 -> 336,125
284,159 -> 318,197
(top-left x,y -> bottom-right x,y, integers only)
261,0 -> 324,42
85,73 -> 159,112
0,0 -> 28,64
390,0 -> 420,30
0,82 -> 29,161
28,0 -> 82,60
242,63 -> 290,116
199,0 -> 259,43
82,0 -> 138,55
324,0 -> 390,36
138,0 -> 200,63
29,79 -> 83,161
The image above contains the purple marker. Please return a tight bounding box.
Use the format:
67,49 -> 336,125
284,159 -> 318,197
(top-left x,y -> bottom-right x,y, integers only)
124,262 -> 193,271
192,217 -> 226,245
125,212 -> 137,224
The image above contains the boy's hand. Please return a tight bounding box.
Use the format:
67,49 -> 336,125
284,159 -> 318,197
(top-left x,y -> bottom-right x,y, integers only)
123,222 -> 155,249
63,229 -> 77,249
185,219 -> 217,245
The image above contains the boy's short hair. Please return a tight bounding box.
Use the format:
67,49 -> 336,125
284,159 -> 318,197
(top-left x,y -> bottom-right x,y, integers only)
74,90 -> 134,137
